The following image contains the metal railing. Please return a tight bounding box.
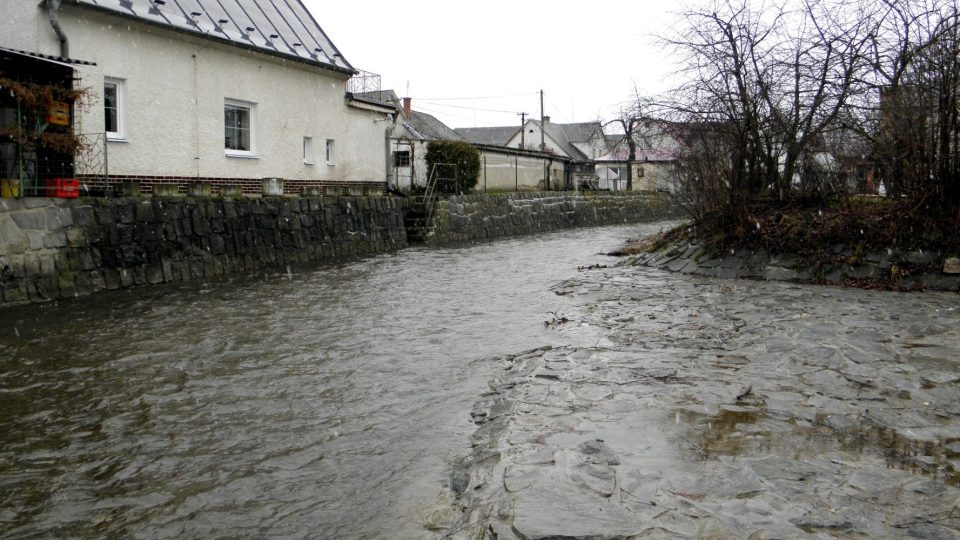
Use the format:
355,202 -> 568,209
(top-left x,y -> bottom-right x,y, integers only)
421,162 -> 456,236
0,132 -> 107,197
347,70 -> 382,95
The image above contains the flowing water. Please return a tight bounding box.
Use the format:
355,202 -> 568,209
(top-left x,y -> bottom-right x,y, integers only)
0,223 -> 672,538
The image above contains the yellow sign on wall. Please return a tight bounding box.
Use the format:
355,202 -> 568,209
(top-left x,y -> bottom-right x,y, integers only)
48,101 -> 70,126
1,179 -> 20,198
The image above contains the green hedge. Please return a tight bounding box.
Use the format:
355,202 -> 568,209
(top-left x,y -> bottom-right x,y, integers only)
425,141 -> 481,194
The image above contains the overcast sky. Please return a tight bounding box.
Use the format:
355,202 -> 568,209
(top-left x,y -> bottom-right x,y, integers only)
306,1 -> 683,130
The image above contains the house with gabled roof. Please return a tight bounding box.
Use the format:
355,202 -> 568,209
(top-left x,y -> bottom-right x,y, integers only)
362,93 -> 468,191
0,0 -> 395,196
507,118 -> 605,189
370,98 -> 565,193
456,118 -> 607,190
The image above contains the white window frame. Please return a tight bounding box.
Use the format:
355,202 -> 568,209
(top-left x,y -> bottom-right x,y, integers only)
104,77 -> 126,141
325,138 -> 335,166
224,98 -> 257,158
303,136 -> 315,165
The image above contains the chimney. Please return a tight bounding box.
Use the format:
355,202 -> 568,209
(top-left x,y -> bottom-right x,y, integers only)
542,115 -> 550,124
402,97 -> 412,116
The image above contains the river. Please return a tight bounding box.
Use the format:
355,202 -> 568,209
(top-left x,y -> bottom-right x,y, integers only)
0,222 -> 671,538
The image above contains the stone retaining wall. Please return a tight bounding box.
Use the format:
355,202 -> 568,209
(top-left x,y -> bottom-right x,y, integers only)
428,192 -> 679,244
0,196 -> 410,307
0,192 -> 682,308
628,240 -> 960,292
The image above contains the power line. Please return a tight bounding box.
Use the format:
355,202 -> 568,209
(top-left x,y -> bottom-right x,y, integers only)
416,101 -> 524,115
413,92 -> 538,101
548,99 -> 573,123
412,104 -> 475,122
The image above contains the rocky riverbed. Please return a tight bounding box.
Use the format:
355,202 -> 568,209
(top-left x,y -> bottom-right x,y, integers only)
427,263 -> 960,539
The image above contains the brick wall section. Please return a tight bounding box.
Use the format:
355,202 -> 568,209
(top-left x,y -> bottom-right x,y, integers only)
0,195 -> 410,307
75,175 -> 387,196
428,192 -> 681,244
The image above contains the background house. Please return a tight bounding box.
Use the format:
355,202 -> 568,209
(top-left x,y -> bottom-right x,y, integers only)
368,94 -> 466,192
370,99 -> 569,193
0,0 -> 393,195
597,120 -> 681,192
504,118 -> 604,189
457,118 -> 604,190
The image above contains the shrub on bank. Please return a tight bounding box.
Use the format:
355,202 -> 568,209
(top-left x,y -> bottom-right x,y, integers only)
425,141 -> 480,194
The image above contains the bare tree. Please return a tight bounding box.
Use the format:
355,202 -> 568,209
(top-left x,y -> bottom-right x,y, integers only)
601,93 -> 663,192
661,0 -> 873,225
840,0 -> 959,206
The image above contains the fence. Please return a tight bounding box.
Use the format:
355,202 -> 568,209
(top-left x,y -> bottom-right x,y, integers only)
0,132 -> 107,197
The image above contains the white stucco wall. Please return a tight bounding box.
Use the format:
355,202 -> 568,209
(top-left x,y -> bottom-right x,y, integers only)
572,138 -> 607,160
477,152 -> 563,192
405,140 -> 430,190
1,2 -> 387,183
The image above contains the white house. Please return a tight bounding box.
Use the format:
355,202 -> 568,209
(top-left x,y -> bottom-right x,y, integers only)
365,93 -> 467,192
0,0 -> 394,195
505,118 -> 606,159
457,118 -> 605,190
369,96 -> 567,193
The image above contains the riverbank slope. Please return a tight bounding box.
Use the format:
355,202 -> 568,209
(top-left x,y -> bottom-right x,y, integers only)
618,200 -> 960,291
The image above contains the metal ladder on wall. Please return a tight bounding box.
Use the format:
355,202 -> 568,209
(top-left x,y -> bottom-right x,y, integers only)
405,162 -> 455,243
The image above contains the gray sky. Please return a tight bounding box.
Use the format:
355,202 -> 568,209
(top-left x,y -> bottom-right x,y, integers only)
306,1 -> 681,129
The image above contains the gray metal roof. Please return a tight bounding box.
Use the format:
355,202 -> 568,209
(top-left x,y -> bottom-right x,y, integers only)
455,126 -> 519,146
73,0 -> 353,72
553,122 -> 602,144
538,121 -> 592,161
404,111 -> 464,142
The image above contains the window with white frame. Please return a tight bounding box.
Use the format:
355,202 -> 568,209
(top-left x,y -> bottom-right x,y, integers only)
104,77 -> 126,140
224,99 -> 256,156
303,136 -> 315,165
325,139 -> 335,165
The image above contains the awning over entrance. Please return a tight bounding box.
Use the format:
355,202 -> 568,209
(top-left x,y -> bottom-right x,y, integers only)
0,46 -> 96,68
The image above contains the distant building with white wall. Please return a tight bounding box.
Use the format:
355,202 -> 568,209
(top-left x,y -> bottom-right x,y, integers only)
0,0 -> 395,195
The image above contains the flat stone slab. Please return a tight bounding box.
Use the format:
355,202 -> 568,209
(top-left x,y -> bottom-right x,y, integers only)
426,260 -> 960,539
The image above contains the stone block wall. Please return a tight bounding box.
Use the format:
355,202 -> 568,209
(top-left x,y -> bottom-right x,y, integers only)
428,192 -> 680,244
0,196 -> 409,307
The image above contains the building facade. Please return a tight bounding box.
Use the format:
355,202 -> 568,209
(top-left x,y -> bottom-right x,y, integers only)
0,0 -> 392,195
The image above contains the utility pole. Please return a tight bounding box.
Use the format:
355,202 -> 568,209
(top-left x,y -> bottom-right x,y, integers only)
540,89 -> 547,189
539,90 -> 545,152
517,112 -> 527,148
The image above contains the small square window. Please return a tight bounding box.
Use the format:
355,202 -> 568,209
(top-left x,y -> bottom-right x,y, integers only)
393,150 -> 410,167
104,77 -> 126,140
325,139 -> 335,165
225,99 -> 256,157
303,136 -> 315,165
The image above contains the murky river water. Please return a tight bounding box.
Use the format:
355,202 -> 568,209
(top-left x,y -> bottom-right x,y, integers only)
0,223 -> 669,538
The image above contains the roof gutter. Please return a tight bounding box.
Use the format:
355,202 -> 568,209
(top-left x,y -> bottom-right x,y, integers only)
47,0 -> 69,59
